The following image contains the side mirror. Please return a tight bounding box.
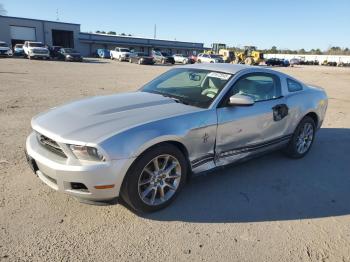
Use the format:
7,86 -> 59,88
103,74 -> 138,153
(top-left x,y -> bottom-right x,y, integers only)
228,94 -> 255,106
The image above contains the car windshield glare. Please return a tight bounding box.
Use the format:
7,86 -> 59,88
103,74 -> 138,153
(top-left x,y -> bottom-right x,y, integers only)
141,68 -> 233,108
29,43 -> 44,47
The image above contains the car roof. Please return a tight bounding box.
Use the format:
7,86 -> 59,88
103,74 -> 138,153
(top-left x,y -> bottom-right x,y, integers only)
182,63 -> 252,74
181,63 -> 287,76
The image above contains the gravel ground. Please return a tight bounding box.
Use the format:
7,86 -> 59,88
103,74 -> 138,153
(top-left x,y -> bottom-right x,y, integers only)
0,58 -> 349,262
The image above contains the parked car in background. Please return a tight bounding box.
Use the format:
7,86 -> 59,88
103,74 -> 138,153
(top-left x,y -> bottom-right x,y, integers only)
197,53 -> 223,63
152,51 -> 175,64
13,44 -> 24,56
173,54 -> 190,64
265,58 -> 290,67
96,49 -> 110,58
0,41 -> 13,57
289,58 -> 301,66
283,59 -> 290,67
189,54 -> 197,63
110,47 -> 131,61
129,52 -> 154,65
57,48 -> 83,62
300,60 -> 319,66
49,46 -> 63,59
23,41 -> 50,60
25,64 -> 328,212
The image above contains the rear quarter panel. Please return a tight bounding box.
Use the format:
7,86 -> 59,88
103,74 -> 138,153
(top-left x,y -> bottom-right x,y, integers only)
284,85 -> 328,134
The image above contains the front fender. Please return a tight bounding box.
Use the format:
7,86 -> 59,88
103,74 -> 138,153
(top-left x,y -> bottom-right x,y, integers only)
99,109 -> 218,162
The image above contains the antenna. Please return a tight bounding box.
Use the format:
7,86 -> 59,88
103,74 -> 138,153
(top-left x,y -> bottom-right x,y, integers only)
154,24 -> 157,39
56,8 -> 59,21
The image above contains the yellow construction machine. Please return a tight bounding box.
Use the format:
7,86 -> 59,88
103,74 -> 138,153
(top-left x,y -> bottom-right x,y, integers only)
218,49 -> 235,63
232,46 -> 264,65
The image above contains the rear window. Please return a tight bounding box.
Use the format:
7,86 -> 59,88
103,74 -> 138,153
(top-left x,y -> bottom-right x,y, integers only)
287,79 -> 303,92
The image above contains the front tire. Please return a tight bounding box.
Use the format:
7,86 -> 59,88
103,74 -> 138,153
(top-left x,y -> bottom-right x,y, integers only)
121,143 -> 188,213
284,116 -> 316,158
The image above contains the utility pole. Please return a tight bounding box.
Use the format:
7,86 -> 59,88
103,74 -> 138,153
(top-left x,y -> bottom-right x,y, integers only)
154,24 -> 157,39
56,9 -> 59,21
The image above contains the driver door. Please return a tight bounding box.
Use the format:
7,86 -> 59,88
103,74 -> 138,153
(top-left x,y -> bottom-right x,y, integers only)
215,72 -> 290,166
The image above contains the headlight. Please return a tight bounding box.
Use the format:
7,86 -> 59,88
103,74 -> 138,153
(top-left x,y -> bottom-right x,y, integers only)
66,55 -> 72,58
69,145 -> 106,161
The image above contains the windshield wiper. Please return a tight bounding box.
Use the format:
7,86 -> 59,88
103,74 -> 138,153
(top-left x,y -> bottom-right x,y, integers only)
145,90 -> 190,105
160,93 -> 189,105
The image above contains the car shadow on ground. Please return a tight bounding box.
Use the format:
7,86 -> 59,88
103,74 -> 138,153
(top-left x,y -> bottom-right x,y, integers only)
141,128 -> 350,223
83,58 -> 110,64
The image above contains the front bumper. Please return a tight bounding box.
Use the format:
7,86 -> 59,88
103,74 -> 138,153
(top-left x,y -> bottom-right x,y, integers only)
25,132 -> 135,202
0,50 -> 12,57
66,56 -> 83,62
28,52 -> 50,58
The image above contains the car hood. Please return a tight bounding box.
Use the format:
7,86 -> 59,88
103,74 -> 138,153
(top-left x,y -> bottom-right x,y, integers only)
32,92 -> 201,144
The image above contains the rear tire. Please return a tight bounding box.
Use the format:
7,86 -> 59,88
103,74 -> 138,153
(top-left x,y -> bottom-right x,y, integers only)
284,116 -> 316,158
121,143 -> 188,213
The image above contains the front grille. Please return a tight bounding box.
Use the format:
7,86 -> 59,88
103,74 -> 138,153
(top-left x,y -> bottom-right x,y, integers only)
33,49 -> 48,54
37,133 -> 67,158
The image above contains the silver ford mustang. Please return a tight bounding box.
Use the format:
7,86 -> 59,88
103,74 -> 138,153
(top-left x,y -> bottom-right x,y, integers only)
25,64 -> 328,212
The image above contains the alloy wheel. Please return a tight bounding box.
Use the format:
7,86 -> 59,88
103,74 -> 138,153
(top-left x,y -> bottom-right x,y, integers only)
138,154 -> 181,206
296,122 -> 314,154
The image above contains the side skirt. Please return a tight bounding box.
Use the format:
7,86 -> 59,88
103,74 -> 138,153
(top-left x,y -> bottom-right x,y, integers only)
191,135 -> 291,176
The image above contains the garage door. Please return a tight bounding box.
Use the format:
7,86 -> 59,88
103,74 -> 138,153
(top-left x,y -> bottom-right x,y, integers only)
10,26 -> 36,41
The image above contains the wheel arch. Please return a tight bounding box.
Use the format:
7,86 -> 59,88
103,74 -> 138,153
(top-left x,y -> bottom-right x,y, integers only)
132,139 -> 190,168
119,139 -> 191,195
304,111 -> 319,127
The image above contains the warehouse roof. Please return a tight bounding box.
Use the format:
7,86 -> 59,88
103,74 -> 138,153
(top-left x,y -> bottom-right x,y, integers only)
0,15 -> 80,26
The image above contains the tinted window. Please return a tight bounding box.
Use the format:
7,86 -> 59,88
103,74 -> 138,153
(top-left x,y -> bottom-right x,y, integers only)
228,73 -> 281,102
287,79 -> 303,92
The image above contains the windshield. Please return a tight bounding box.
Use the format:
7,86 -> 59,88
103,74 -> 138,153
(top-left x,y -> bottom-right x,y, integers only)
120,48 -> 130,52
161,52 -> 169,56
0,43 -> 8,47
210,55 -> 221,58
63,48 -> 78,53
15,44 -> 23,48
29,43 -> 44,47
141,68 -> 232,108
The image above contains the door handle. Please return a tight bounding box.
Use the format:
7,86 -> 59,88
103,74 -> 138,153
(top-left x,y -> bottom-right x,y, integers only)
272,104 -> 289,121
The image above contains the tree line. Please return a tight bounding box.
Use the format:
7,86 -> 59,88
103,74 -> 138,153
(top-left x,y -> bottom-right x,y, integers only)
227,46 -> 350,56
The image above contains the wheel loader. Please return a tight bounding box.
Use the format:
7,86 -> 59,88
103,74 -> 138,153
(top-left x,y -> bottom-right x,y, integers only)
232,46 -> 264,65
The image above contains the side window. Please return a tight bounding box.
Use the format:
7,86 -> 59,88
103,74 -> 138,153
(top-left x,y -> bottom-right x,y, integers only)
287,79 -> 303,92
229,73 -> 282,102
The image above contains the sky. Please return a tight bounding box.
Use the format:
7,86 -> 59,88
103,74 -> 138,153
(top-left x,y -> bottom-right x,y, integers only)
1,0 -> 349,50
